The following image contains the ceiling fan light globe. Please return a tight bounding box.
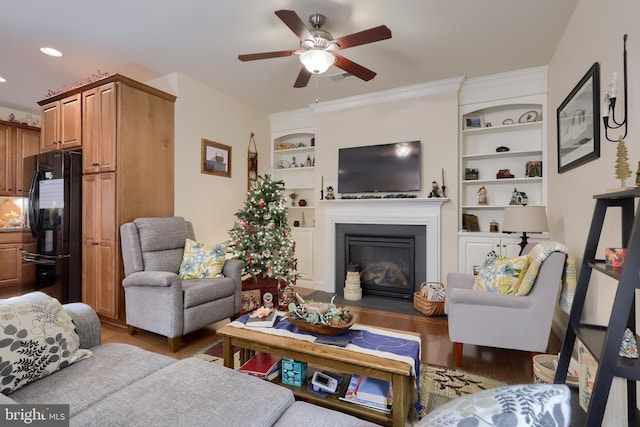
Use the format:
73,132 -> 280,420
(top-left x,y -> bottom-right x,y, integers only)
300,50 -> 335,74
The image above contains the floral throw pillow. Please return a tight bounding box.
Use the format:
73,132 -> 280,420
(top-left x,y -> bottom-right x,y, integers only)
178,238 -> 226,279
421,384 -> 571,426
0,292 -> 93,394
472,251 -> 530,295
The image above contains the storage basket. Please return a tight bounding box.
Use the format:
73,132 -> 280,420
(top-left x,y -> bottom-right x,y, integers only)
413,282 -> 446,317
533,354 -> 579,386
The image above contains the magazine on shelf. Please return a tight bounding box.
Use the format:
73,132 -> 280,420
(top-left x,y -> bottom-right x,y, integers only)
238,352 -> 282,380
245,309 -> 279,328
338,374 -> 392,414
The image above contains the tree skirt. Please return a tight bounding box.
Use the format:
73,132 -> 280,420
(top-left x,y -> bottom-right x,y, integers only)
191,341 -> 507,416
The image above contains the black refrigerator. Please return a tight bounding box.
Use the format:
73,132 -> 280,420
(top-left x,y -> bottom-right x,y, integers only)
23,150 -> 82,303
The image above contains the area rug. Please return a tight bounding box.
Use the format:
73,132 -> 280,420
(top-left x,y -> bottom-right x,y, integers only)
191,340 -> 506,416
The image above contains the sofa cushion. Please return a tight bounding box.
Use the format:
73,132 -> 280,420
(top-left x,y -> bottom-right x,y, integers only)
9,342 -> 174,417
0,292 -> 93,395
419,384 -> 570,427
70,358 -> 295,427
274,401 -> 378,426
179,238 -> 226,279
472,252 -> 530,295
182,277 -> 237,308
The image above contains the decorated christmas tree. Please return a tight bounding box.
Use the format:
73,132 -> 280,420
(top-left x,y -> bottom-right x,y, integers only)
227,174 -> 298,286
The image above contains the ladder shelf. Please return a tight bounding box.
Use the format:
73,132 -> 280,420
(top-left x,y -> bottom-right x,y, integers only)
554,188 -> 640,426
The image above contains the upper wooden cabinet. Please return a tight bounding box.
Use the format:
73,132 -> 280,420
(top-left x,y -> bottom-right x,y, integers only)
38,74 -> 176,324
0,121 -> 40,196
39,93 -> 82,152
83,83 -> 117,173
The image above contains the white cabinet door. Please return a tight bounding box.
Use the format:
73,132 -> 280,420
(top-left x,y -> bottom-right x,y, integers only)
460,237 -> 500,274
291,229 -> 314,281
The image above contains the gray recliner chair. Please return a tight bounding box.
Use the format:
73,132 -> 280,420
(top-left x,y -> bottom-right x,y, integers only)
120,217 -> 243,352
446,243 -> 566,367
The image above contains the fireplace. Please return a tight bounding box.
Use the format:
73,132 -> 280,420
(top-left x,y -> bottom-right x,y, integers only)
322,198 -> 446,296
336,224 -> 426,300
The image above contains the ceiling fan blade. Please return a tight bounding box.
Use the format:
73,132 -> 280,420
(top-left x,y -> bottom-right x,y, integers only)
275,10 -> 313,42
294,67 -> 312,88
330,25 -> 392,50
238,50 -> 298,61
333,54 -> 377,81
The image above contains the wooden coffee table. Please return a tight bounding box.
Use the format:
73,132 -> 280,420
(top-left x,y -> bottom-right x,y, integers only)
217,323 -> 418,427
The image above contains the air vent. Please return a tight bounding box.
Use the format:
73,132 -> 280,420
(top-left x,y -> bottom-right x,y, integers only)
329,72 -> 353,82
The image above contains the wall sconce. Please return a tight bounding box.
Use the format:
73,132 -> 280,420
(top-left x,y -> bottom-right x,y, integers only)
602,34 -> 628,142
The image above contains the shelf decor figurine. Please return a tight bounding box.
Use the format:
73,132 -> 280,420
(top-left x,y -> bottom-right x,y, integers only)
614,136 -> 632,188
619,328 -> 639,359
478,186 -> 488,205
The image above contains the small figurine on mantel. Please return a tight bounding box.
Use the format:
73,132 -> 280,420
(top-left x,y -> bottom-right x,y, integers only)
478,186 -> 488,205
325,186 -> 335,200
429,181 -> 442,198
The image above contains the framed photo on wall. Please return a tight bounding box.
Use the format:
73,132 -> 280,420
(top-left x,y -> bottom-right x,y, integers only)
557,62 -> 600,173
201,138 -> 232,177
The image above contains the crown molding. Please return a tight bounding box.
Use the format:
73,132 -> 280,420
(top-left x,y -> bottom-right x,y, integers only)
310,76 -> 464,113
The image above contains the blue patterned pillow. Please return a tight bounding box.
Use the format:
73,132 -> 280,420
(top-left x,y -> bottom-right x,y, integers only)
420,384 -> 571,426
178,239 -> 226,279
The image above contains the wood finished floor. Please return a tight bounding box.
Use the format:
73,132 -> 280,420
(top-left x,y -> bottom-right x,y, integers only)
101,288 -> 562,384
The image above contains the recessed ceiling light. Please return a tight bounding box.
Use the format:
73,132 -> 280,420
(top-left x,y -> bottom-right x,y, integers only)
0,76 -> 6,83
40,47 -> 62,57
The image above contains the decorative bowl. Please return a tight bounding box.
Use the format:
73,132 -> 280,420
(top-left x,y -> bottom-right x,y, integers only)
287,315 -> 356,336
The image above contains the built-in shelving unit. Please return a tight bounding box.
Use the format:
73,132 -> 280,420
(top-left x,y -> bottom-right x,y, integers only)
457,67 -> 548,274
270,111 -> 316,284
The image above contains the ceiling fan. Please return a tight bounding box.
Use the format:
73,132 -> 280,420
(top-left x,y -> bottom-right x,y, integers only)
238,10 -> 392,88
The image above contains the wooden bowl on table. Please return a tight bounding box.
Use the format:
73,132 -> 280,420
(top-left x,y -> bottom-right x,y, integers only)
286,315 -> 356,336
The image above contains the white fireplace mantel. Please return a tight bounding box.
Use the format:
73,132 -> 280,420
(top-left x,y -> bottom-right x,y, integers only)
322,198 -> 447,293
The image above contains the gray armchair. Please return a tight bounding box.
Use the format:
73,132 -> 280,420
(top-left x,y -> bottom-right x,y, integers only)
120,217 -> 243,352
445,243 -> 566,367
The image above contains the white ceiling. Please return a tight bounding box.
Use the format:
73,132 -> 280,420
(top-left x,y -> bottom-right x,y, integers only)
0,0 -> 578,116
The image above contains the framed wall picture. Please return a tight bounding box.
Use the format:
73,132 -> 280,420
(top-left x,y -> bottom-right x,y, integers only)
201,138 -> 232,177
557,62 -> 600,173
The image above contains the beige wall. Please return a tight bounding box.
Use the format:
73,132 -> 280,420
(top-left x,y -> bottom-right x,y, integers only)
547,0 -> 640,325
311,87 -> 460,290
148,73 -> 271,245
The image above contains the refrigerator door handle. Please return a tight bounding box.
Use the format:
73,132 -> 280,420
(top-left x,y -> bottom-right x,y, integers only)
27,170 -> 43,238
22,251 -> 70,265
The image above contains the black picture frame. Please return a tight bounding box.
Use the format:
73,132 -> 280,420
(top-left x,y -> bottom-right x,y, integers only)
557,62 -> 600,173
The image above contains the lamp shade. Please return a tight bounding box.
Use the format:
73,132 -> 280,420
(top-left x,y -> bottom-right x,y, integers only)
502,205 -> 549,233
300,49 -> 335,74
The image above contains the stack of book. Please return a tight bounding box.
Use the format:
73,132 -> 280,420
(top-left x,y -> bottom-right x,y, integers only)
238,352 -> 282,381
339,374 -> 392,414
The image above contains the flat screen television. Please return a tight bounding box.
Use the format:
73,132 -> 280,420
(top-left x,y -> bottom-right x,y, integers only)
338,141 -> 421,194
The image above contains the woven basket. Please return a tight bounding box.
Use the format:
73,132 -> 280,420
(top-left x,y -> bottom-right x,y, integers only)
413,281 -> 446,316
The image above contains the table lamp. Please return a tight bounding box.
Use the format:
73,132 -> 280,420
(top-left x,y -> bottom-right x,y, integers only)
503,205 -> 549,254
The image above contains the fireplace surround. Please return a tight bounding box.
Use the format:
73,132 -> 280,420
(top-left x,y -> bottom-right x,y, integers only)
336,223 -> 426,299
323,198 -> 446,295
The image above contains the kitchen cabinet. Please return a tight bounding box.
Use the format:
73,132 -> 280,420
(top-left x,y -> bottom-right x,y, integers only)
40,74 -> 176,324
0,121 -> 40,196
0,232 -> 36,299
0,241 -> 20,286
82,172 -> 117,317
82,83 -> 117,173
39,93 -> 82,152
